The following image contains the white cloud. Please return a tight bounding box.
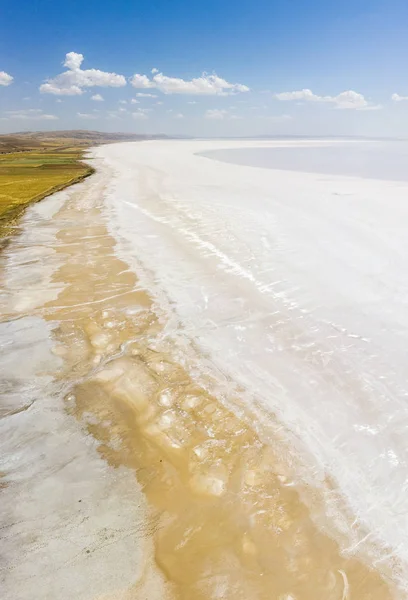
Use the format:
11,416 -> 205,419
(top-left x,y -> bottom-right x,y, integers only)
130,70 -> 249,96
266,114 -> 293,122
91,93 -> 104,101
392,93 -> 408,102
64,52 -> 84,70
132,110 -> 148,120
359,104 -> 383,111
204,108 -> 247,120
275,89 -> 320,102
130,98 -> 140,104
333,91 -> 370,110
56,99 -> 63,103
40,52 -> 126,95
151,68 -> 159,74
77,112 -> 98,119
135,92 -> 157,98
41,83 -> 83,96
174,113 -> 184,119
188,101 -> 197,105
130,74 -> 155,89
205,109 -> 228,120
155,101 -> 164,105
5,108 -> 58,120
119,99 -> 127,104
0,71 -> 13,86
274,88 -> 374,110
106,111 -> 122,120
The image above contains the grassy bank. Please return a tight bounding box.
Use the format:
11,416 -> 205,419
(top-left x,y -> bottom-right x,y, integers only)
0,129 -> 169,238
0,146 -> 93,236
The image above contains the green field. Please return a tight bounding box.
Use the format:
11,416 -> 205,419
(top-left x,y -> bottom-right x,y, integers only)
0,147 -> 93,236
0,129 -> 168,238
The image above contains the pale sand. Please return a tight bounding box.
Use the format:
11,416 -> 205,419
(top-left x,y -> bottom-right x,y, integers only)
0,171 -> 171,600
1,140 -> 406,599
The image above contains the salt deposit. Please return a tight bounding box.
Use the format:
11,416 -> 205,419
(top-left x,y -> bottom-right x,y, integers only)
2,138 -> 408,599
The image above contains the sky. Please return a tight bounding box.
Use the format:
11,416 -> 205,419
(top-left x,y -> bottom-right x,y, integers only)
1,0 -> 408,137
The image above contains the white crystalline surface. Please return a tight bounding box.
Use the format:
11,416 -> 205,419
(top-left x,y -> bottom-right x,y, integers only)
95,139 -> 408,572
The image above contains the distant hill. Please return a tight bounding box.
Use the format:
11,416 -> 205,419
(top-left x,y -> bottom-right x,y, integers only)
0,130 -> 169,153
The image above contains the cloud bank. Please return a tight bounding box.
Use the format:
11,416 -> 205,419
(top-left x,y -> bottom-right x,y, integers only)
40,52 -> 126,95
132,109 -> 149,120
4,109 -> 58,120
391,93 -> 408,102
205,109 -> 228,119
135,92 -> 157,98
77,112 -> 98,119
274,88 -> 378,110
131,71 -> 249,96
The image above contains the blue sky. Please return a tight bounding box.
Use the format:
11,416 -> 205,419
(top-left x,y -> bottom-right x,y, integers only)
1,0 -> 408,136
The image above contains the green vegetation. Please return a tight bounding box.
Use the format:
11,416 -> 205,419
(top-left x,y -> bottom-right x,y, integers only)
0,129 -> 168,154
0,146 -> 93,236
0,130 -> 169,238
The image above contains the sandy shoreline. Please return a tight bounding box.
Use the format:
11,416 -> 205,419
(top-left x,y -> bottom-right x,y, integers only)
1,139 -> 408,598
0,169 -> 170,600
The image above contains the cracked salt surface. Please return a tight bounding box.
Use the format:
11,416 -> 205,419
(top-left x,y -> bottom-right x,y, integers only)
95,139 -> 408,592
2,139 -> 408,599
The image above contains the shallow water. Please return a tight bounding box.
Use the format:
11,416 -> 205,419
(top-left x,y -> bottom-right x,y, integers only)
1,140 -> 408,599
200,140 -> 408,181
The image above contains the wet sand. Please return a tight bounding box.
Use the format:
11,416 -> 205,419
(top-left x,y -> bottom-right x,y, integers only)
0,141 -> 405,599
